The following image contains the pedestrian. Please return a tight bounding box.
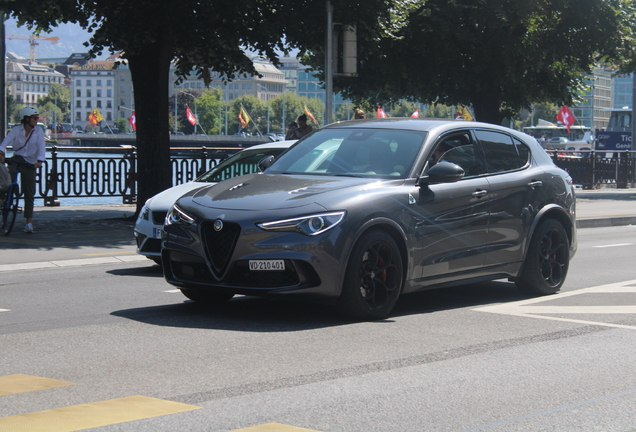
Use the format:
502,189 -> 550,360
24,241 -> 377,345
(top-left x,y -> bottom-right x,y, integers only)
0,107 -> 46,233
285,121 -> 298,140
353,107 -> 366,119
294,114 -> 313,139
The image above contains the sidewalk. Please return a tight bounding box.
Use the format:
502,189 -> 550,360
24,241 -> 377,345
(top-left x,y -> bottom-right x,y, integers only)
574,188 -> 636,228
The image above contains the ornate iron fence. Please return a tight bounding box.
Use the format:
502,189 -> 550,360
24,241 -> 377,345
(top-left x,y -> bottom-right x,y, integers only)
4,146 -> 241,206
547,150 -> 636,189
4,146 -> 635,206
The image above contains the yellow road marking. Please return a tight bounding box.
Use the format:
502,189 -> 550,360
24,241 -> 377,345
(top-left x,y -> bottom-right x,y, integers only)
229,424 -> 322,432
0,395 -> 200,431
0,374 -> 74,396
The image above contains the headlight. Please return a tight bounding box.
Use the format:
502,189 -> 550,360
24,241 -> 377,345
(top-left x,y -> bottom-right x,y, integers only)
165,204 -> 195,226
137,199 -> 151,221
257,211 -> 346,236
138,205 -> 150,221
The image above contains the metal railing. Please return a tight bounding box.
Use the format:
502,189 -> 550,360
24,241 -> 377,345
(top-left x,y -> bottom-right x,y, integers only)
547,150 -> 636,189
5,146 -> 242,206
4,147 -> 635,206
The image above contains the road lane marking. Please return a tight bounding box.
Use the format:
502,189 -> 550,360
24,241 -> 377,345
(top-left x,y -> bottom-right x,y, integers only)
0,374 -> 74,396
473,279 -> 636,330
229,423 -> 322,432
0,395 -> 200,431
164,289 -> 181,293
0,255 -> 148,272
593,243 -> 634,248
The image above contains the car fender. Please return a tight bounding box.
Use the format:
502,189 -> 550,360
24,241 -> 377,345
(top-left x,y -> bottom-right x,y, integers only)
337,215 -> 410,293
517,203 -> 575,274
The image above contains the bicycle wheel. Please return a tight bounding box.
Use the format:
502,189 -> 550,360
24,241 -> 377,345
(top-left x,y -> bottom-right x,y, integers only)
2,184 -> 19,236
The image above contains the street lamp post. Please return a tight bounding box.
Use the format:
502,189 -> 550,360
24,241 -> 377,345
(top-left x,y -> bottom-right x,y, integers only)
257,84 -> 270,134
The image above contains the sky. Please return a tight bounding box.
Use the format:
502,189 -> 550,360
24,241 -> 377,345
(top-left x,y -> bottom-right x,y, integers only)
5,18 -> 103,60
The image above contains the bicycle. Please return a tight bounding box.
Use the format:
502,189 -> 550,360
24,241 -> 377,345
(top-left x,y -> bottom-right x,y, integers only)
1,159 -> 28,236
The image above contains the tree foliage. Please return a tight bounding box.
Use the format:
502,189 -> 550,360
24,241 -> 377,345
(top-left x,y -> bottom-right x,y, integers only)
0,0 -> 393,214
38,84 -> 71,123
322,0 -> 633,125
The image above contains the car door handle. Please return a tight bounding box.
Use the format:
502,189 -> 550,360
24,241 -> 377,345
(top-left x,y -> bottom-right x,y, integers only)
472,189 -> 488,198
528,181 -> 543,189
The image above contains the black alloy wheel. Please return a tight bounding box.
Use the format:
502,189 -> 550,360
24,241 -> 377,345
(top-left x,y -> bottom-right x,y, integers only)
516,219 -> 569,295
338,230 -> 404,320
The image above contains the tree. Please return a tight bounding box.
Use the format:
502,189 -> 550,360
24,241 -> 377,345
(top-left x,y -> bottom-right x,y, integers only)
195,89 -> 223,135
2,0 -> 394,214
269,93 -> 324,131
114,117 -> 130,133
323,0 -> 631,125
37,84 -> 71,122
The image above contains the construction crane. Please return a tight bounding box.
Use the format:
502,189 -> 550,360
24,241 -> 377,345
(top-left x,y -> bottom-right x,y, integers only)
6,34 -> 60,63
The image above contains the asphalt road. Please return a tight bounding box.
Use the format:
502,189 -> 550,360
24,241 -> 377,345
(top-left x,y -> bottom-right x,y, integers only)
1,208 -> 636,430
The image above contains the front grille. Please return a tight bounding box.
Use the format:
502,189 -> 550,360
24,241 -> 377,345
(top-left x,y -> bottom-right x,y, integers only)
152,210 -> 167,225
227,260 -> 301,287
200,221 -> 241,277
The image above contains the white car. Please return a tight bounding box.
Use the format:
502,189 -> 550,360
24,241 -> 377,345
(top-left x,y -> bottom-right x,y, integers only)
134,141 -> 296,263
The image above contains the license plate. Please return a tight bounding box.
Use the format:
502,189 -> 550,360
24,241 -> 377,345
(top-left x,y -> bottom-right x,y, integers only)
249,260 -> 285,271
153,228 -> 163,239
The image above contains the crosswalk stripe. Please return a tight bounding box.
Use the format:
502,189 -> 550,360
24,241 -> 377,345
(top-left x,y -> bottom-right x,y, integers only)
0,395 -> 200,431
229,423 -> 322,432
0,374 -> 74,396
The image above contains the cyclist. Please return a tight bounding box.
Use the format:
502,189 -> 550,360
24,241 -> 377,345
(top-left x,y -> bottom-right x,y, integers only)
0,107 -> 46,233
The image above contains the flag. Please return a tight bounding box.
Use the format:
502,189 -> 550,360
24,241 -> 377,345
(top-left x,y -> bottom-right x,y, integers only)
376,105 -> 387,118
238,106 -> 251,129
556,106 -> 576,132
129,111 -> 136,131
411,110 -> 419,118
88,108 -> 103,126
304,104 -> 318,125
456,106 -> 474,121
186,106 -> 197,126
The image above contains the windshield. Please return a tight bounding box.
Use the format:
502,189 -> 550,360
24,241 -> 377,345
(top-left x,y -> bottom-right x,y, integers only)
196,147 -> 287,183
267,128 -> 427,178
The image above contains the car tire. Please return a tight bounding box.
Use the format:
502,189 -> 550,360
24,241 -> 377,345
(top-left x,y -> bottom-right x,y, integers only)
337,230 -> 404,320
180,288 -> 234,304
516,219 -> 569,295
150,257 -> 162,266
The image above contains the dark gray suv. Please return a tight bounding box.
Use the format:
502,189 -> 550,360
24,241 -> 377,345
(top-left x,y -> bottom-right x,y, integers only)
162,119 -> 577,320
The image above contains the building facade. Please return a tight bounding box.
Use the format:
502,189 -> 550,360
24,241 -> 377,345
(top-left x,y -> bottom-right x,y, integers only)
570,66 -> 613,130
6,52 -> 65,117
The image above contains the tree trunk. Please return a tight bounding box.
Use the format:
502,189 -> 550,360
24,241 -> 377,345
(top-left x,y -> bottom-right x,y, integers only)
127,39 -> 174,216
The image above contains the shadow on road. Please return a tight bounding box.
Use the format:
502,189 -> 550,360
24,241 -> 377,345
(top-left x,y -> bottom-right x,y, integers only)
111,280 -> 531,332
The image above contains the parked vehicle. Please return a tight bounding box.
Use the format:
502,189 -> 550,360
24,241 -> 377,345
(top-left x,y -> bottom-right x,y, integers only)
162,118 -> 577,320
134,141 -> 296,263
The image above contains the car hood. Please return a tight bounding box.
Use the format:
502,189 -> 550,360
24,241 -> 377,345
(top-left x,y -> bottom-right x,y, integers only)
190,173 -> 403,211
148,181 -> 210,211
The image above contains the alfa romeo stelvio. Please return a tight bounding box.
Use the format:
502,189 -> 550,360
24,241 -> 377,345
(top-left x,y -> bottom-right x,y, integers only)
162,118 -> 577,320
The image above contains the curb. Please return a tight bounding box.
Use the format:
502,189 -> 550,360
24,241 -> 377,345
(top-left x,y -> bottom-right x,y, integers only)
577,216 -> 636,229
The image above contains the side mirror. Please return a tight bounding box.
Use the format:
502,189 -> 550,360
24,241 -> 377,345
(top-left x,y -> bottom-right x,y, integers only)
258,155 -> 276,172
417,161 -> 465,186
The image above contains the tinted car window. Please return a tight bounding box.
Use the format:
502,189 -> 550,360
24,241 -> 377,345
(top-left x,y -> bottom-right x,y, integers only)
475,130 -> 525,173
428,132 -> 482,178
197,148 -> 287,183
513,138 -> 530,165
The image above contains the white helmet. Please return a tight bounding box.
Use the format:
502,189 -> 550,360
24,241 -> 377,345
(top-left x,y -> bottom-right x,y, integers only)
19,106 -> 39,119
